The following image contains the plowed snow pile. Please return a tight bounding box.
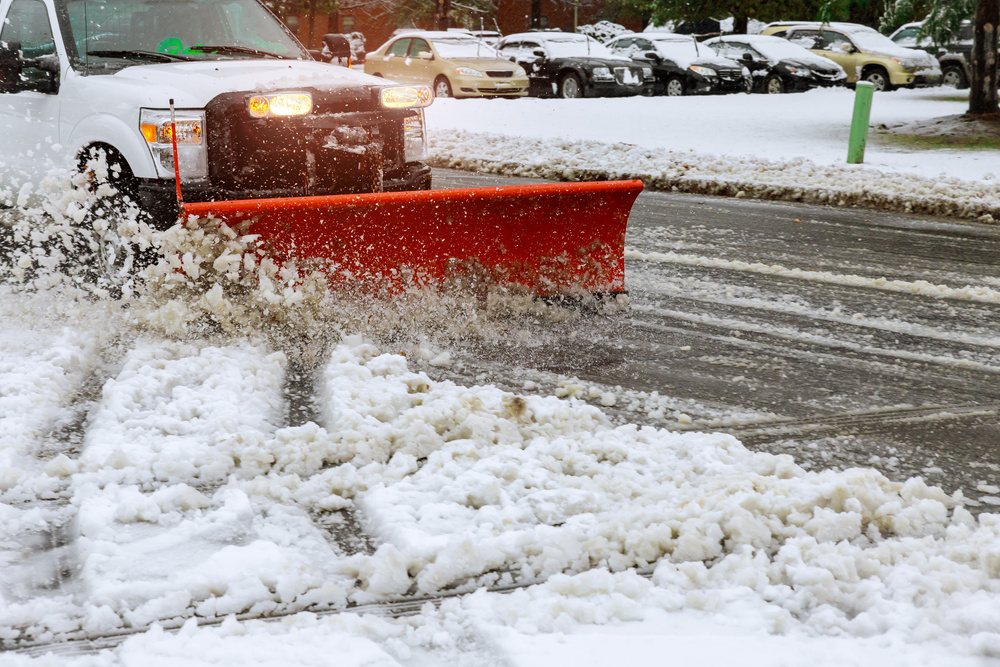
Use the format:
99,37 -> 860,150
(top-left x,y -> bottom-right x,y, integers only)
425,89 -> 1000,222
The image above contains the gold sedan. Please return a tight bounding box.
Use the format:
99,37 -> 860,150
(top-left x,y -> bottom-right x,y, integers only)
365,31 -> 529,98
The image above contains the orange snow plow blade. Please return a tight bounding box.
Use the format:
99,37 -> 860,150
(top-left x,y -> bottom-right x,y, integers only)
179,180 -> 643,296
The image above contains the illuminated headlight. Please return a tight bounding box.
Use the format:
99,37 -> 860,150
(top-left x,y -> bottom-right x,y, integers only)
381,85 -> 433,108
403,111 -> 427,162
139,108 -> 208,179
455,66 -> 484,77
514,66 -> 526,77
247,92 -> 313,118
689,65 -> 717,77
591,66 -> 614,81
787,66 -> 811,77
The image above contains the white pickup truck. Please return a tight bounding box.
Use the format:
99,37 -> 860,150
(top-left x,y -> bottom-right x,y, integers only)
0,0 -> 432,227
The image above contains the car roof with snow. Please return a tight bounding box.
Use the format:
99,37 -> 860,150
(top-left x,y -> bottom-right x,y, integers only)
765,21 -> 882,36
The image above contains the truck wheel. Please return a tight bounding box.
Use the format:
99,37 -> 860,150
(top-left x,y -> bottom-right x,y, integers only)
559,72 -> 583,99
862,67 -> 892,92
77,146 -> 143,297
434,76 -> 452,98
764,74 -> 784,94
664,76 -> 685,96
942,65 -> 968,89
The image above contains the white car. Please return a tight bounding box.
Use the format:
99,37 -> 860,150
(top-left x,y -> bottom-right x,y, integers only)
0,0 -> 433,225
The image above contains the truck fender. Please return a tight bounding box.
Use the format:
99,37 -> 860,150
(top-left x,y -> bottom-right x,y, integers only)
67,114 -> 158,180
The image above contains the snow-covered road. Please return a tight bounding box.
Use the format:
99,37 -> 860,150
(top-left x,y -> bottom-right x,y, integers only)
2,88 -> 1000,666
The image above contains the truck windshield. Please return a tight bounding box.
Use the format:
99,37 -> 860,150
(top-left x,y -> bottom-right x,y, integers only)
57,0 -> 307,71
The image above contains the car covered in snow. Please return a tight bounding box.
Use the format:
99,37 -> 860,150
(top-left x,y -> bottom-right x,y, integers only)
364,30 -> 528,98
0,0 -> 433,227
497,31 -> 651,98
703,34 -> 846,94
762,21 -> 941,91
604,32 -> 748,96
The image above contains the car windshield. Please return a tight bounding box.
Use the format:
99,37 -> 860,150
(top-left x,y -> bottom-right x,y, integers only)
649,36 -> 700,59
431,37 -> 501,59
746,39 -> 814,60
542,35 -> 615,58
56,0 -> 306,71
846,29 -> 904,52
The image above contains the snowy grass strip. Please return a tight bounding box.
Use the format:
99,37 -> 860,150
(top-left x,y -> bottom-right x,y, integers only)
428,131 -> 999,223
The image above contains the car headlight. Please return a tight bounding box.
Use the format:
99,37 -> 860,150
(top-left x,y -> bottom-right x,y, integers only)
403,110 -> 426,162
139,108 -> 208,179
891,57 -> 918,72
380,85 -> 433,108
455,67 -> 484,77
689,65 -> 717,77
787,66 -> 812,77
514,66 -> 527,77
591,66 -> 614,81
247,92 -> 312,118
642,66 -> 654,80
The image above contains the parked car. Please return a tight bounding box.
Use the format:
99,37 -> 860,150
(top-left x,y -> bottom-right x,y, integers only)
604,32 -> 748,96
365,31 -> 528,98
761,22 -> 941,91
497,32 -> 651,98
703,34 -> 846,93
889,20 -> 974,89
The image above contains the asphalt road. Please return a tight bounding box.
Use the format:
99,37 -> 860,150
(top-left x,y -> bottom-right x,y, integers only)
427,167 -> 1000,511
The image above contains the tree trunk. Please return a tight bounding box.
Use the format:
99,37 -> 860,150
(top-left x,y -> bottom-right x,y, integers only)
531,0 -> 542,29
732,15 -> 748,35
434,0 -> 451,30
969,0 -> 1000,116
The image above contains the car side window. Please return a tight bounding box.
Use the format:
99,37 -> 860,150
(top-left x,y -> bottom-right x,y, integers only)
787,29 -> 821,50
608,37 -> 631,53
387,39 -> 410,57
821,30 -> 854,53
634,38 -> 654,51
1,0 -> 57,59
409,38 -> 431,58
892,27 -> 920,46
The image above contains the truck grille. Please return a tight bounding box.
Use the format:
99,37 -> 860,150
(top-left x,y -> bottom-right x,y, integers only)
203,88 -> 409,198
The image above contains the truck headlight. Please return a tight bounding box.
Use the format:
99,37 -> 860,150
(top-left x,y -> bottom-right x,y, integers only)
139,108 -> 208,179
381,85 -> 433,108
403,110 -> 426,162
247,92 -> 313,118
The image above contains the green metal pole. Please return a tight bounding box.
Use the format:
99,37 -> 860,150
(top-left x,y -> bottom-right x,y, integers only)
847,81 -> 875,164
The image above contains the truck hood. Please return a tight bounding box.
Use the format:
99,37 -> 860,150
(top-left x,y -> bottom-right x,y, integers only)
108,59 -> 386,107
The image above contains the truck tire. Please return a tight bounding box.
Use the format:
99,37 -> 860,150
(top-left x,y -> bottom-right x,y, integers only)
77,145 -> 143,296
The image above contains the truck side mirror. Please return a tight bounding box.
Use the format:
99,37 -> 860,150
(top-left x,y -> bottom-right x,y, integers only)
643,51 -> 661,63
0,43 -> 60,94
0,41 -> 24,93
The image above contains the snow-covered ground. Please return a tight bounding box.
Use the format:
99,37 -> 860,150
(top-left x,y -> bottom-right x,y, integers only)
425,87 -> 1000,221
3,88 -> 1000,667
